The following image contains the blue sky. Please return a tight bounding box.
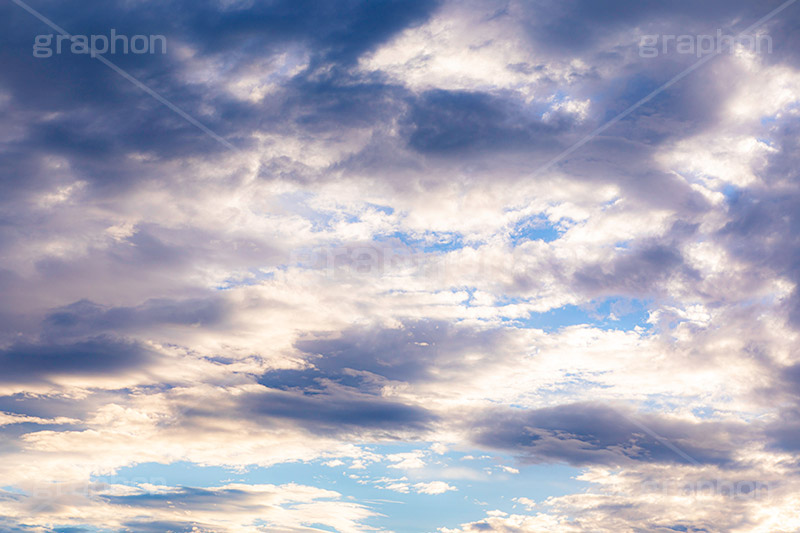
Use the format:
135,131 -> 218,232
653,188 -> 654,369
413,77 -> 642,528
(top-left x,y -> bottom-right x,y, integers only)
98,449 -> 588,533
2,0 -> 800,531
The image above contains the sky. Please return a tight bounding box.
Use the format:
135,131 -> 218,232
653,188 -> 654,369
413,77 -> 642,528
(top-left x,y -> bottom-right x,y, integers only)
2,0 -> 800,531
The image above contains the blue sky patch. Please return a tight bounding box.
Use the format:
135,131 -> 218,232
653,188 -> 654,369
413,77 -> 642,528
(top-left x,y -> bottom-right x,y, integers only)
511,298 -> 650,331
509,215 -> 562,245
96,445 -> 588,533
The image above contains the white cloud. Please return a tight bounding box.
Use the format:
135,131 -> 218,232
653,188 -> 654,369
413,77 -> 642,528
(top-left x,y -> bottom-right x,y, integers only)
414,481 -> 457,494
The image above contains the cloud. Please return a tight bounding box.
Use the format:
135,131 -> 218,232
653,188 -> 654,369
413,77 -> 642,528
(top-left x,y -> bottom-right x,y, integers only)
470,403 -> 744,467
3,0 -> 800,530
44,297 -> 229,337
405,89 -> 568,155
287,319 -> 512,385
0,337 -> 154,384
240,386 -> 437,436
413,480 -> 456,494
0,482 -> 378,533
387,450 -> 427,469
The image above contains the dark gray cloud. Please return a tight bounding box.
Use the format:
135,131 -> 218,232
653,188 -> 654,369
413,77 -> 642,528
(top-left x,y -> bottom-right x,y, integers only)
0,336 -> 154,382
515,0 -> 788,56
0,0 -> 441,200
405,89 -> 569,154
763,363 -> 800,453
764,407 -> 800,453
43,297 -> 228,338
246,321 -> 510,436
238,388 -> 437,436
717,186 -> 800,326
573,241 -> 700,297
277,320 -> 510,386
470,403 -> 744,467
175,0 -> 441,64
0,0 -> 791,217
277,70 -> 409,133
